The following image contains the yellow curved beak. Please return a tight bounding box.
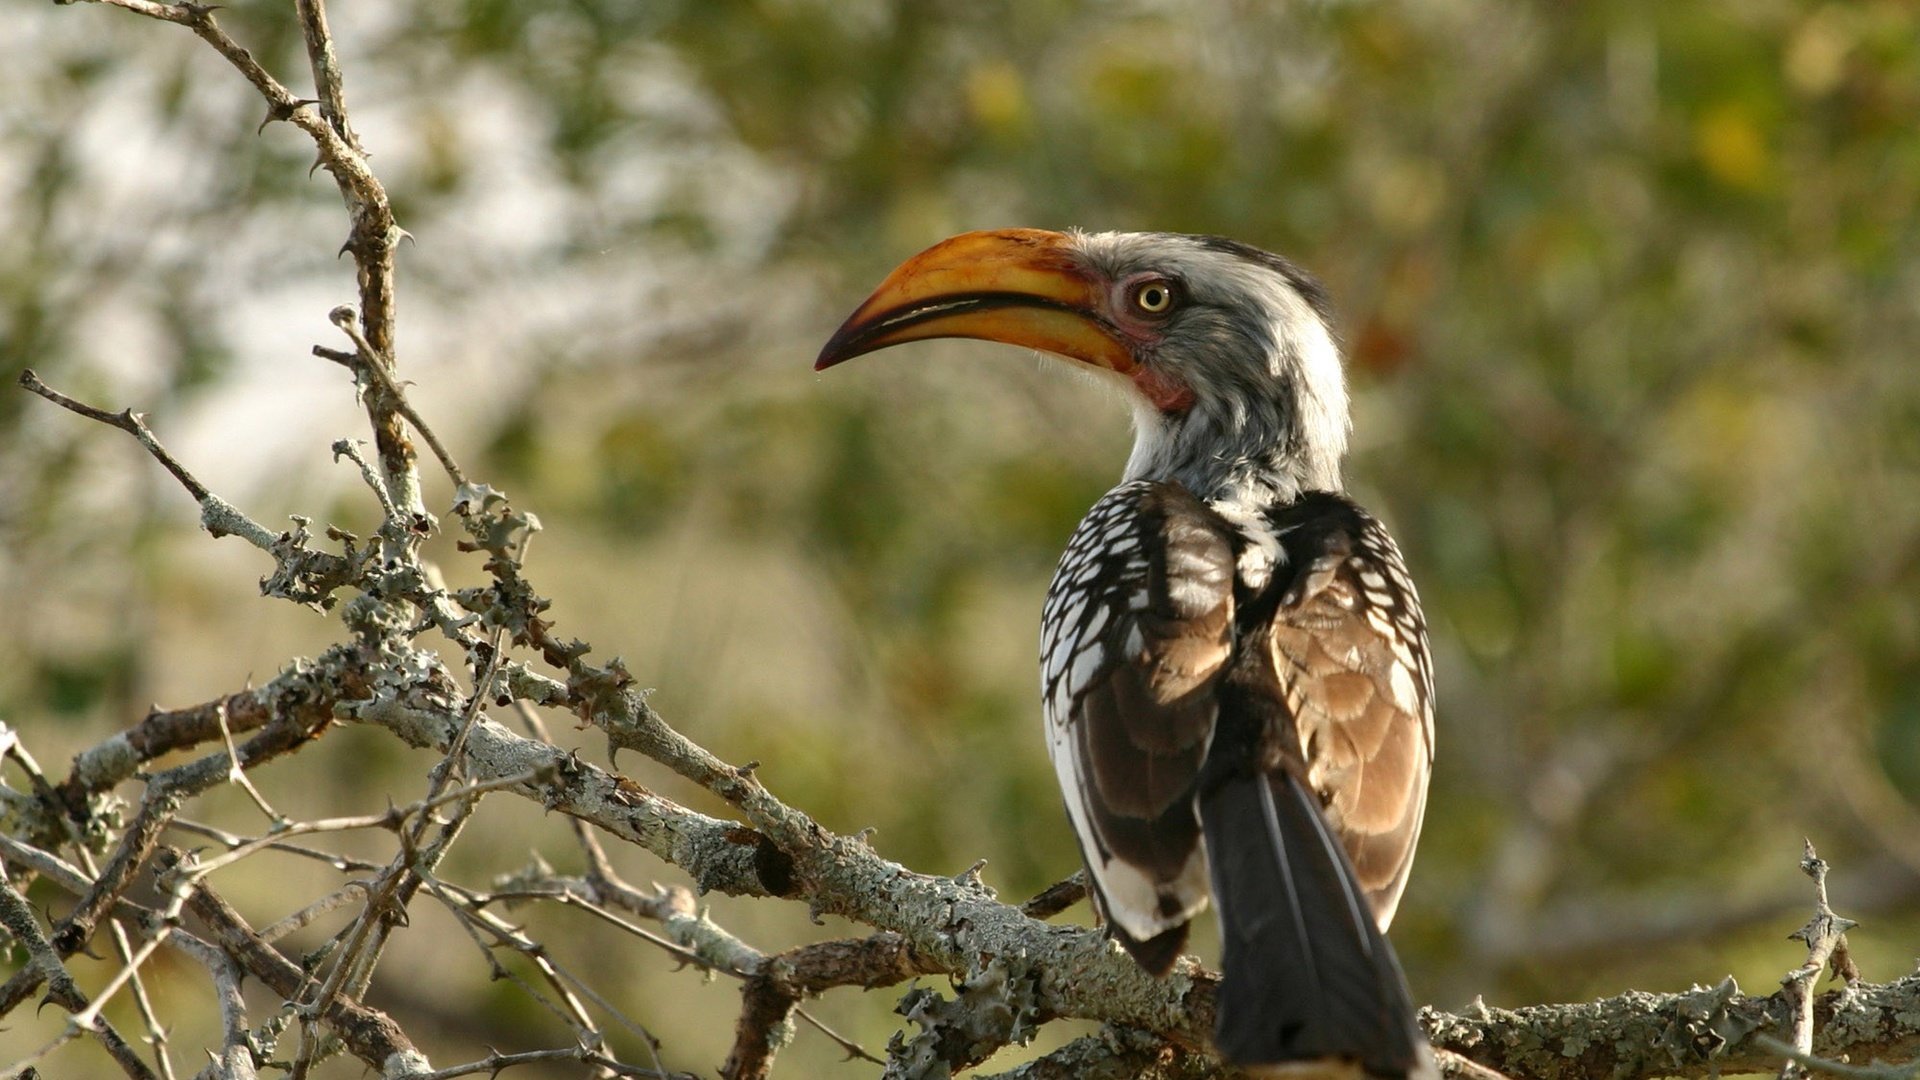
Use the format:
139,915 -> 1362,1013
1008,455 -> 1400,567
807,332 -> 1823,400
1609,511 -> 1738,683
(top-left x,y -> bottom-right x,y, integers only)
814,229 -> 1134,375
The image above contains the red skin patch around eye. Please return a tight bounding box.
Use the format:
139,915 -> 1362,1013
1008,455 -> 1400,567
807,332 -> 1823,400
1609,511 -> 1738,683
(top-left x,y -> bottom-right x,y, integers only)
1132,365 -> 1195,413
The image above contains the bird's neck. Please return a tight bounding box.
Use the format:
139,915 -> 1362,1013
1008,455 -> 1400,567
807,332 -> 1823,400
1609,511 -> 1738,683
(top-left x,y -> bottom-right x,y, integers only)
1122,395 -> 1345,514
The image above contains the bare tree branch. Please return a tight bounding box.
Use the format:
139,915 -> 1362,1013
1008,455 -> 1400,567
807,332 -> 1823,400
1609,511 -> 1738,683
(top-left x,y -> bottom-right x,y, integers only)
1781,842 -> 1863,1080
63,0 -> 415,511
0,873 -> 160,1080
1425,972 -> 1920,1080
17,369 -> 278,550
185,877 -> 432,1076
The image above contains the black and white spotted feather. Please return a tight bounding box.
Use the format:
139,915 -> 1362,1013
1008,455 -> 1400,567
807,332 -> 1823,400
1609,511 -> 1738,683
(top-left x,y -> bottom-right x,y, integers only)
1041,480 -> 1234,973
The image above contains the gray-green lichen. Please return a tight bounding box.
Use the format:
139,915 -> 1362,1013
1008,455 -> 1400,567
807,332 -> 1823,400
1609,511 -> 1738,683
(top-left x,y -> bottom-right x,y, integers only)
885,954 -> 1047,1079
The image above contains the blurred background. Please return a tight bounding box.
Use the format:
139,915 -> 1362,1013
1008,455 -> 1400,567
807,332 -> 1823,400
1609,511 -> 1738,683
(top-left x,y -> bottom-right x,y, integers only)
4,0 -> 1919,1074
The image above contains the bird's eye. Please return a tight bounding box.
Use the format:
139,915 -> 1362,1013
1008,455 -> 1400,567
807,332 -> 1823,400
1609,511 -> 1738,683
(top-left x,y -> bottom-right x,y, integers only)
1130,279 -> 1176,316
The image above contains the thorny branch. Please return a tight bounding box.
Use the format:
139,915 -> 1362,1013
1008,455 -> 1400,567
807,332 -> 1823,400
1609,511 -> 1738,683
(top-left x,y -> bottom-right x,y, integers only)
59,0 -> 418,515
13,4 -> 1920,1080
327,305 -> 468,487
0,872 -> 159,1080
1779,842 -> 1864,1080
18,368 -> 280,552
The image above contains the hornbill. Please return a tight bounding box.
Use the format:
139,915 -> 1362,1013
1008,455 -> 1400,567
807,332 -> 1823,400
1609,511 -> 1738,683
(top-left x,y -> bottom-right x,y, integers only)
815,229 -> 1435,1078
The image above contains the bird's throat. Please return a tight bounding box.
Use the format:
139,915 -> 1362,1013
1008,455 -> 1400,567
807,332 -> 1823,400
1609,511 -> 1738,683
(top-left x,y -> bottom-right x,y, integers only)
1131,365 -> 1196,413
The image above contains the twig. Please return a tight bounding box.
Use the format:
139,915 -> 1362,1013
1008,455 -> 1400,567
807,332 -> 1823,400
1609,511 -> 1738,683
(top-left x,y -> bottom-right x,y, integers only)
170,818 -> 384,875
186,765 -> 548,885
794,1008 -> 885,1066
292,0 -> 360,153
434,627 -> 509,792
1781,840 -> 1862,1080
422,876 -> 612,1050
17,369 -> 278,551
0,733 -> 171,1073
297,635 -> 516,1064
1759,1037 -> 1917,1080
422,868 -> 683,1079
105,917 -> 177,1080
571,822 -> 764,972
185,882 -> 431,1075
66,0 -> 419,517
53,706 -> 335,958
282,644 -> 510,1079
428,849 -> 671,1078
17,373 -> 362,617
15,369 -> 206,499
170,932 -> 256,1080
331,437 -> 402,524
69,924 -> 174,1041
564,818 -> 885,1069
330,305 -> 468,487
52,784 -> 180,956
1437,1048 -> 1519,1080
61,688 -> 283,804
497,821 -> 894,1075
0,836 -> 243,1080
0,874 -> 160,1080
289,825 -> 455,1077
214,701 -> 282,825
256,881 -> 372,944
407,1046 -> 687,1080
475,879 -> 723,973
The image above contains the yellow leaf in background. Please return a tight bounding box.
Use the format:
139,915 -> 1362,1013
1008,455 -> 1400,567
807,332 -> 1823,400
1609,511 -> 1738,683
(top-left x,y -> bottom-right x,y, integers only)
1785,7 -> 1852,97
1695,103 -> 1771,191
967,61 -> 1030,138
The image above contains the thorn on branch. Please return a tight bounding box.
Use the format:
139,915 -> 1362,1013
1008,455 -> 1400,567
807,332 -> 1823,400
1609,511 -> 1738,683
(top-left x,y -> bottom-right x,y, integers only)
257,98 -> 316,134
954,859 -> 989,891
1018,871 -> 1087,920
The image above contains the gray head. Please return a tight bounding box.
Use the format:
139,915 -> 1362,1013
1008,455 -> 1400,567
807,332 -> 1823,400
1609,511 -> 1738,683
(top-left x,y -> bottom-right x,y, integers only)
815,228 -> 1351,507
1067,230 -> 1348,504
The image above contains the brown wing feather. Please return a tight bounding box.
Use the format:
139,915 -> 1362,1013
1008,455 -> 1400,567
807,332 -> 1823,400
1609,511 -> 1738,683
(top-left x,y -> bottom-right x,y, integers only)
1042,481 -> 1237,968
1265,500 -> 1434,929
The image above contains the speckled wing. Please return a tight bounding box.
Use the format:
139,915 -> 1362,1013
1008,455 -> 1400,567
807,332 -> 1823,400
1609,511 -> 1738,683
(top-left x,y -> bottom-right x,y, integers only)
1265,493 -> 1435,929
1040,480 -> 1236,973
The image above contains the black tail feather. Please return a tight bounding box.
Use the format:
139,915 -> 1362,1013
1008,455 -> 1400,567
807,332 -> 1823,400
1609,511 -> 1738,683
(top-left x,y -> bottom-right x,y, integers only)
1111,916 -> 1188,977
1200,771 -> 1427,1077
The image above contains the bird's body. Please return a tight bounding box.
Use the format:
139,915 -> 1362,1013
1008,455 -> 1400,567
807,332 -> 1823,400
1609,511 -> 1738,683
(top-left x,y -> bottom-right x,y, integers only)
1044,481 -> 1430,1072
817,229 -> 1436,1078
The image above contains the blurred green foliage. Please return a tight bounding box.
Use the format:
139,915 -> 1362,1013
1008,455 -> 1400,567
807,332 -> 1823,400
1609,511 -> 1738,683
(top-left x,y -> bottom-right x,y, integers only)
4,0 -> 1919,1075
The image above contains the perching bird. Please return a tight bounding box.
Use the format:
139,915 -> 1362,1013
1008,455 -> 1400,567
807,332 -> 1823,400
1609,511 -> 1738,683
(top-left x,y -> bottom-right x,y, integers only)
814,229 -> 1435,1078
